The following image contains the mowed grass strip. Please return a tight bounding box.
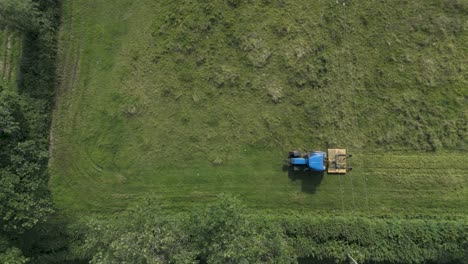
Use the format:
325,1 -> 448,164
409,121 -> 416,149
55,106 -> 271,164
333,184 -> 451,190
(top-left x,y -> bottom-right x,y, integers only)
50,0 -> 467,217
51,146 -> 467,216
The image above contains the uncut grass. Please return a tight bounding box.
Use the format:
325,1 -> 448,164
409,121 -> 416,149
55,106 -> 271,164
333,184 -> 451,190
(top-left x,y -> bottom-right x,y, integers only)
50,0 -> 467,216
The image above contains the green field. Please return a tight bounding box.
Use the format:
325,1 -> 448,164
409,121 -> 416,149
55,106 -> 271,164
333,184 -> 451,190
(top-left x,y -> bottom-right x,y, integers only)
50,0 -> 467,220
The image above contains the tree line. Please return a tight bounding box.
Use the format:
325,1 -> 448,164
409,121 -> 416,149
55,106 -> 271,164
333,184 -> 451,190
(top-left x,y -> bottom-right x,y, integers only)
80,195 -> 296,264
22,195 -> 467,264
0,0 -> 59,263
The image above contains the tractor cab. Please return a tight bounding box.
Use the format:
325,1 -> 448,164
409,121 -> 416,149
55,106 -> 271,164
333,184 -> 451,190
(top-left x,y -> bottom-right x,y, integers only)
289,151 -> 326,172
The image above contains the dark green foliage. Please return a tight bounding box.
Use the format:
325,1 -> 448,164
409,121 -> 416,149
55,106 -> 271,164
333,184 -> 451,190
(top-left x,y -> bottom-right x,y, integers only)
0,91 -> 52,264
16,216 -> 88,264
18,1 -> 59,101
0,140 -> 52,233
74,197 -> 468,264
81,195 -> 297,264
0,0 -> 59,262
0,88 -> 52,234
80,208 -> 195,263
188,195 -> 296,263
0,0 -> 40,33
0,236 -> 28,264
279,214 -> 468,264
0,90 -> 22,141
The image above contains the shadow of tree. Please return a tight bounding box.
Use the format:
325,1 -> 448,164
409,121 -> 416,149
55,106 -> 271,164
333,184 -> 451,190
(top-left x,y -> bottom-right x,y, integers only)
283,165 -> 324,193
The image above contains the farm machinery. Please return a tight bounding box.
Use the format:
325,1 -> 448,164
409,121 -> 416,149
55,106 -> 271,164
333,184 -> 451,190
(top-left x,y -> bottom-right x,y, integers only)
287,149 -> 352,174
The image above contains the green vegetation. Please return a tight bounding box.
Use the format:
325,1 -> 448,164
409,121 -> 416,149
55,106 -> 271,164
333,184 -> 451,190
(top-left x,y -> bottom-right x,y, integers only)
282,214 -> 467,263
0,0 -> 466,263
35,196 -> 468,264
82,195 -> 296,264
0,0 -> 59,262
0,30 -> 21,86
46,0 -> 467,262
51,0 -> 467,213
0,0 -> 40,33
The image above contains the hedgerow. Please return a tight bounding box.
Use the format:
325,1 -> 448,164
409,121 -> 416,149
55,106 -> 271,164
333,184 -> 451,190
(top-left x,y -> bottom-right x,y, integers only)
275,214 -> 467,263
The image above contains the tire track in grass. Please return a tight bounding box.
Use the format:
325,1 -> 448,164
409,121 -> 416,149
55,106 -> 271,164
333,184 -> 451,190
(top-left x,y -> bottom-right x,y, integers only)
50,0 -> 82,162
1,31 -> 10,80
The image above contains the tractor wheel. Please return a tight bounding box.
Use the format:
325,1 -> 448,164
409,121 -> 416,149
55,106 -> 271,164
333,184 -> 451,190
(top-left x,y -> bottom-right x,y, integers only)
289,151 -> 302,158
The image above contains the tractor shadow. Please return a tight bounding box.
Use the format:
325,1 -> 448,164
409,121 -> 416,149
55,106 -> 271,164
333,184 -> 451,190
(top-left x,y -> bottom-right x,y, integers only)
283,165 -> 324,194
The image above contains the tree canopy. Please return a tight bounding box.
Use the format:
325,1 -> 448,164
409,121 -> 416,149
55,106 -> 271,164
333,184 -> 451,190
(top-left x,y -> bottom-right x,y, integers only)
0,88 -> 52,263
0,0 -> 40,32
82,195 -> 297,264
0,88 -> 52,234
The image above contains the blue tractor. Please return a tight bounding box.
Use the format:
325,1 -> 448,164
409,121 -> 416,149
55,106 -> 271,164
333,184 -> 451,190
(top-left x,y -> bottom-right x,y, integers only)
288,149 -> 352,174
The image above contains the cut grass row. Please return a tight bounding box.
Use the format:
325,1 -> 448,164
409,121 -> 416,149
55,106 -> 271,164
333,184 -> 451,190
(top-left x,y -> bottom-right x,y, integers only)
51,149 -> 468,218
